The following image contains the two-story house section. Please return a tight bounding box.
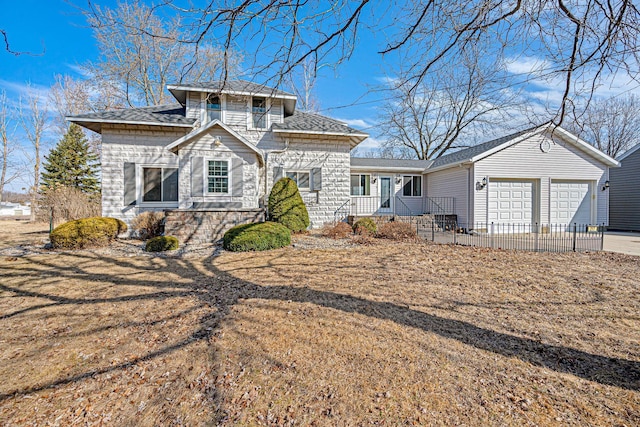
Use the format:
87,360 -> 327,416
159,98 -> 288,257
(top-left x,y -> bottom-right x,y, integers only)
68,80 -> 369,239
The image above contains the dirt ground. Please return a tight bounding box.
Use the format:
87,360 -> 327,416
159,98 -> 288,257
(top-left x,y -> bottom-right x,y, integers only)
0,221 -> 638,426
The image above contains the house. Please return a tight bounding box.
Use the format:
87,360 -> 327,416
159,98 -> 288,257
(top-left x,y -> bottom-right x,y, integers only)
0,202 -> 31,217
609,143 -> 640,231
68,80 -> 368,242
68,80 -> 618,242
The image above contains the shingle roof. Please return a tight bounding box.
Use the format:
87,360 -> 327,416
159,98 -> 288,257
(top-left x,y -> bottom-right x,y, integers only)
272,111 -> 368,136
67,104 -> 196,133
168,80 -> 296,98
350,157 -> 431,169
429,127 -> 538,169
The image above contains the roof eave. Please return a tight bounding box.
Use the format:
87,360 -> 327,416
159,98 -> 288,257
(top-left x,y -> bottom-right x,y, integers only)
350,165 -> 427,173
66,117 -> 195,134
550,126 -> 620,167
166,84 -> 298,101
272,128 -> 369,138
617,143 -> 640,161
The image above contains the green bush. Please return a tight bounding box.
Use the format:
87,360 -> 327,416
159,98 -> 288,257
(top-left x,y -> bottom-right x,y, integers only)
145,235 -> 179,252
50,216 -> 127,249
353,217 -> 377,236
223,221 -> 291,252
268,177 -> 310,232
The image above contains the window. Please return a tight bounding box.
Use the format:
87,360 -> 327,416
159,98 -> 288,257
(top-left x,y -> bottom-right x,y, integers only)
206,94 -> 221,121
208,160 -> 229,194
142,167 -> 178,202
402,175 -> 422,197
286,171 -> 310,189
252,97 -> 267,129
350,174 -> 371,196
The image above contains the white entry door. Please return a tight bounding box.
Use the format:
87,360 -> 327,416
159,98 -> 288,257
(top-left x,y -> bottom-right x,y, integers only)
379,176 -> 393,213
550,181 -> 592,227
488,180 -> 534,228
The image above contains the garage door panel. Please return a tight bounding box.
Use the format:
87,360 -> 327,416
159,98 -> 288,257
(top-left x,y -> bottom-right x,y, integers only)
488,180 -> 534,226
550,181 -> 591,226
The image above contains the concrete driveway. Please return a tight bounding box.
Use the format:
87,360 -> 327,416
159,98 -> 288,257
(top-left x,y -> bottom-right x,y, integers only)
603,232 -> 640,256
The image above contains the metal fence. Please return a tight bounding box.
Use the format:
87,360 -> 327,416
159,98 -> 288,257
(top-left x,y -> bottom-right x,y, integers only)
418,221 -> 605,253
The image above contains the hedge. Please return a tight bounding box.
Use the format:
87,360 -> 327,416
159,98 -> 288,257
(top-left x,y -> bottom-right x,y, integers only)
145,235 -> 179,252
353,217 -> 377,236
268,177 -> 310,232
223,221 -> 291,252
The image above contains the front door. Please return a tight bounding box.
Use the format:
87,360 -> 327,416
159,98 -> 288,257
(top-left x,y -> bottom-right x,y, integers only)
379,176 -> 393,213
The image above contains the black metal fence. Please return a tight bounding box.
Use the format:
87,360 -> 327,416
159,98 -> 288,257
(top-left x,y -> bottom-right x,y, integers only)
418,221 -> 604,253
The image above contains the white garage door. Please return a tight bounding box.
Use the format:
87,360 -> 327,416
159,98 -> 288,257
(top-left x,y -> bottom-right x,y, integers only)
550,181 -> 591,226
488,180 -> 534,226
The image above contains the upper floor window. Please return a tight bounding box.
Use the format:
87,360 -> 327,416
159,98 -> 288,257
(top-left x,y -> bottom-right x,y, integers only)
206,94 -> 221,121
207,159 -> 229,194
402,175 -> 422,197
252,97 -> 267,129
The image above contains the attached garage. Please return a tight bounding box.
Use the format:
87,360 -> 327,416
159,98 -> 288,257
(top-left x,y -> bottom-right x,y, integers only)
550,181 -> 592,227
488,180 -> 534,226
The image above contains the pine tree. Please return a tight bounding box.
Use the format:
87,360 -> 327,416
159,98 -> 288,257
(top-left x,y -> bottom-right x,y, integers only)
41,124 -> 100,194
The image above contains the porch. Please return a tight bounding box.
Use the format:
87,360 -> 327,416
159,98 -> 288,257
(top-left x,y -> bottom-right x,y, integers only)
334,195 -> 456,222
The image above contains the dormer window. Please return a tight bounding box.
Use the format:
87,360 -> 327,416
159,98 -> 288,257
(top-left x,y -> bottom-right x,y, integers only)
206,94 -> 221,121
252,97 -> 267,129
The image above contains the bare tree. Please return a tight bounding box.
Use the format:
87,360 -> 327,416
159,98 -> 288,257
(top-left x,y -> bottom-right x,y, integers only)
379,47 -> 519,160
87,1 -> 639,122
287,58 -> 321,112
84,2 -> 241,107
20,88 -> 48,221
0,91 -> 21,203
568,94 -> 640,158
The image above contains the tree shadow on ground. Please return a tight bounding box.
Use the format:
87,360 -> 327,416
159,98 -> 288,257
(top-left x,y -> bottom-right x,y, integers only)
0,249 -> 638,424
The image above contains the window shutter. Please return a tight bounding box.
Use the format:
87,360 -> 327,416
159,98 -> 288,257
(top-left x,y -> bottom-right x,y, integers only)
273,166 -> 283,182
232,158 -> 244,197
311,167 -> 322,191
123,162 -> 136,205
191,157 -> 204,196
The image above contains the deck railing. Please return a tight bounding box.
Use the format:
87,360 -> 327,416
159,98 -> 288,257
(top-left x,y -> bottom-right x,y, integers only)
339,195 -> 454,218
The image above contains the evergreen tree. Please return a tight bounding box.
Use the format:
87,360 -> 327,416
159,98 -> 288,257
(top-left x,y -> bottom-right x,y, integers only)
41,124 -> 100,194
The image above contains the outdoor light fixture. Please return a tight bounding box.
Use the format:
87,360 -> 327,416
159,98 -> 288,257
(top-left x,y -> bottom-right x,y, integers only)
212,136 -> 222,147
371,175 -> 377,184
476,177 -> 488,191
396,174 -> 402,184
602,180 -> 610,191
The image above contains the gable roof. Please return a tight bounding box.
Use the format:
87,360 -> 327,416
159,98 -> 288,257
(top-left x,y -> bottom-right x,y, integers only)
272,111 -> 368,147
165,119 -> 264,166
66,104 -> 195,134
428,124 -> 618,172
350,157 -> 431,172
617,142 -> 640,161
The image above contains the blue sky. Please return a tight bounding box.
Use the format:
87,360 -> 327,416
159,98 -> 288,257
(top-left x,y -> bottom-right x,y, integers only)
1,1 -> 638,192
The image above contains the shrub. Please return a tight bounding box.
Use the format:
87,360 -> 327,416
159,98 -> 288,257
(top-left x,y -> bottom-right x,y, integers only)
38,186 -> 101,224
50,216 -> 127,249
131,211 -> 165,240
376,221 -> 418,241
268,177 -> 310,232
353,217 -> 377,236
145,235 -> 179,252
321,222 -> 353,239
223,221 -> 291,252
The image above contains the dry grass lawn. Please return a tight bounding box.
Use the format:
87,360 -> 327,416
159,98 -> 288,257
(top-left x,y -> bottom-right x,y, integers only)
0,221 -> 638,425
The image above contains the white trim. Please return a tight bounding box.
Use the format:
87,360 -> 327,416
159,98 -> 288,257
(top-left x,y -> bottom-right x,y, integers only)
401,175 -> 423,197
350,165 -> 425,173
166,84 -> 298,100
248,96 -> 270,130
65,117 -> 193,128
550,126 -> 619,167
617,142 -> 640,161
273,128 -> 369,138
205,158 -> 231,195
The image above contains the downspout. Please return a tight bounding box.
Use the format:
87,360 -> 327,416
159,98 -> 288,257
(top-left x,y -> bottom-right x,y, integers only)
467,165 -> 473,231
263,138 -> 289,219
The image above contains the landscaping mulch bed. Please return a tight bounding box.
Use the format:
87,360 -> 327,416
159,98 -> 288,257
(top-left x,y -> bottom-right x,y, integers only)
0,221 -> 638,425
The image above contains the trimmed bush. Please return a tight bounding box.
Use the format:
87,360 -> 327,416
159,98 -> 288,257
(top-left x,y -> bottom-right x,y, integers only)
321,222 -> 353,239
131,211 -> 165,240
223,221 -> 291,252
145,235 -> 179,252
353,217 -> 377,236
268,177 -> 310,232
376,221 -> 418,241
50,216 -> 127,249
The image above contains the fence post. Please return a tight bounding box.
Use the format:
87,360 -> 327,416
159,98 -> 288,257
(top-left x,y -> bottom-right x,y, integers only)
600,223 -> 604,251
572,223 -> 577,252
431,219 -> 435,242
534,222 -> 539,252
491,222 -> 495,248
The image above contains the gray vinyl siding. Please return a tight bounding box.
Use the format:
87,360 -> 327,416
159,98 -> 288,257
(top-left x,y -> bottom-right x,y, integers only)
269,99 -> 283,125
610,147 -> 640,230
426,166 -> 471,225
225,95 -> 249,128
473,132 -> 609,225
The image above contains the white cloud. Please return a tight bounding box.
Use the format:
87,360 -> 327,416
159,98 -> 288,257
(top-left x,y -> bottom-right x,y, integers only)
333,117 -> 372,129
505,56 -> 551,77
